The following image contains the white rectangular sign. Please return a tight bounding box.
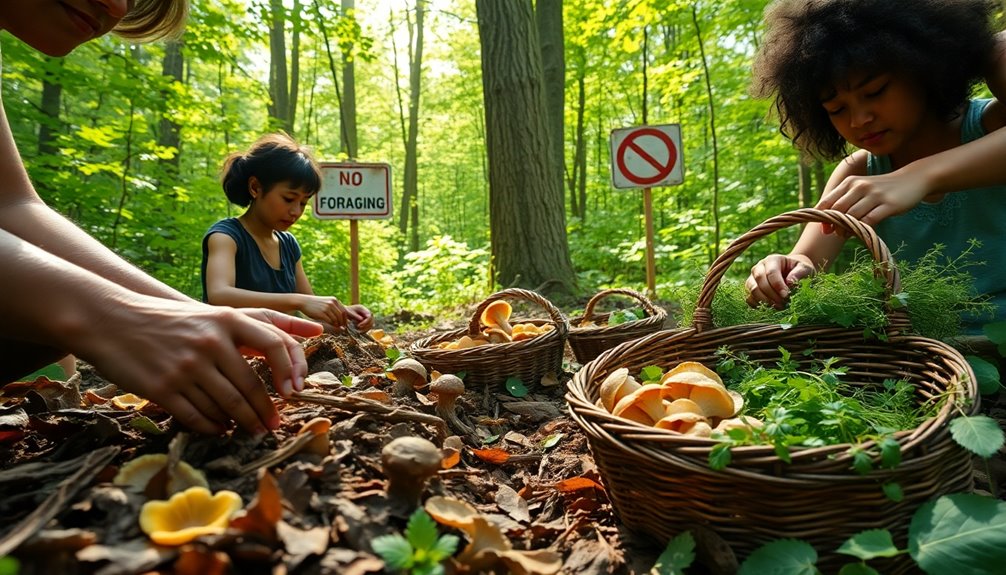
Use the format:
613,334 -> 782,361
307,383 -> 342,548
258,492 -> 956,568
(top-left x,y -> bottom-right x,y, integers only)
609,124 -> 684,189
313,162 -> 393,220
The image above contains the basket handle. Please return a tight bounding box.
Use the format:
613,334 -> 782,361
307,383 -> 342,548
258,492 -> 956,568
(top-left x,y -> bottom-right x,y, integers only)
581,288 -> 660,322
692,208 -> 907,333
468,288 -> 570,339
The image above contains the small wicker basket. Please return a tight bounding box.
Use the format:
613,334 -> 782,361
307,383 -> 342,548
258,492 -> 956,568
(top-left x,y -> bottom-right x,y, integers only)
410,288 -> 570,389
565,209 -> 978,573
567,288 -> 667,363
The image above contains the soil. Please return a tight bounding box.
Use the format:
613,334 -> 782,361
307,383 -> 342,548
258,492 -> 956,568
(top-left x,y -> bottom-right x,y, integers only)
0,313 -> 1002,575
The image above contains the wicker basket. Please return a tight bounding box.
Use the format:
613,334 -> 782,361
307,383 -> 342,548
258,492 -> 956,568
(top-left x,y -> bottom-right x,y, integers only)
410,288 -> 570,389
568,288 -> 668,364
565,209 -> 978,573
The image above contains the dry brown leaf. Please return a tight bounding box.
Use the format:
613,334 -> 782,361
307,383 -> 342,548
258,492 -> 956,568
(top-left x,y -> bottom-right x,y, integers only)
174,546 -> 230,575
229,469 -> 283,541
553,477 -> 604,493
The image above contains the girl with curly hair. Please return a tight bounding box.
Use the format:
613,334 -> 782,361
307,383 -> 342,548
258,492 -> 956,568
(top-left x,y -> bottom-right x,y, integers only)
745,0 -> 1006,334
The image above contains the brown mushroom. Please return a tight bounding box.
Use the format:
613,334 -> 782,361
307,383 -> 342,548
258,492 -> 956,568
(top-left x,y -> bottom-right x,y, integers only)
297,417 -> 332,456
429,374 -> 472,435
654,412 -> 710,436
388,358 -> 428,396
481,301 -> 513,335
381,436 -> 443,512
483,328 -> 513,344
114,454 -> 208,495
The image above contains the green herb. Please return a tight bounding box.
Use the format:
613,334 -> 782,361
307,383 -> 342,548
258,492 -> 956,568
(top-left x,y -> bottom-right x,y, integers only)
609,308 -> 643,325
0,556 -> 19,575
650,531 -> 696,574
371,508 -> 459,575
505,377 -> 528,398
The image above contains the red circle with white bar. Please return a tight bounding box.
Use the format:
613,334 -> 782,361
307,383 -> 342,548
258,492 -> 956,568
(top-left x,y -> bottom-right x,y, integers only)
615,127 -> 677,186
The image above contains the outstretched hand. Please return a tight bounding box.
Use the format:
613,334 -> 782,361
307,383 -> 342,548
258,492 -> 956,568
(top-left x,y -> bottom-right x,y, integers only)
815,171 -> 931,233
77,298 -> 322,435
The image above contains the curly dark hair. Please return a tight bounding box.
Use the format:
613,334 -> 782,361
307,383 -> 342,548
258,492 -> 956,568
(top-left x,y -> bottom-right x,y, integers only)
752,0 -> 998,159
220,133 -> 322,208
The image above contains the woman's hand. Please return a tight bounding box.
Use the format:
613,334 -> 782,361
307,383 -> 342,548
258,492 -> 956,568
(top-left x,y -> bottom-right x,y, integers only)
298,295 -> 350,330
346,304 -> 374,331
815,171 -> 932,232
77,298 -> 323,435
745,254 -> 816,309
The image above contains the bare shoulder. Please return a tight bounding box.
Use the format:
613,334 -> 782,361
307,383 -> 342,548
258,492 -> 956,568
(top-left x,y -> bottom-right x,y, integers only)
206,231 -> 238,254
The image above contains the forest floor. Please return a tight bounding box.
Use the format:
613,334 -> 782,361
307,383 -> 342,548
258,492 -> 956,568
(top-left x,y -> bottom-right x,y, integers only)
0,302 -> 1003,575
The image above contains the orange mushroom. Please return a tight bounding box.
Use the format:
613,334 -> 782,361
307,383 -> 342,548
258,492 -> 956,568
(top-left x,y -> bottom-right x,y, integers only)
654,412 -> 711,436
297,417 -> 332,456
598,368 -> 642,412
139,487 -> 243,546
110,393 -> 149,410
480,301 -> 513,335
611,385 -> 668,426
659,362 -> 739,418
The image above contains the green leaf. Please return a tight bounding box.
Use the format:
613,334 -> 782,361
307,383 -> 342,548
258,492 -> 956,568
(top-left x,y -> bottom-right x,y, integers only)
405,508 -> 439,551
836,529 -> 901,560
965,355 -> 1001,396
950,415 -> 1006,458
910,493 -> 1006,575
650,530 -> 695,574
386,347 -> 402,363
505,377 -> 529,398
129,416 -> 165,435
0,556 -> 19,575
540,433 -> 564,450
838,564 -> 881,575
371,534 -> 414,570
882,482 -> 904,502
879,437 -> 901,469
738,539 -> 820,575
639,365 -> 664,383
982,321 -> 1006,346
340,374 -> 355,387
708,443 -> 732,470
17,363 -> 66,382
429,533 -> 460,562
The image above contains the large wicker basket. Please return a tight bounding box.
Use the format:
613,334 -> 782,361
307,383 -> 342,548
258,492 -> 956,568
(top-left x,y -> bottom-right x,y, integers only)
410,288 -> 570,389
565,209 -> 978,573
567,288 -> 668,364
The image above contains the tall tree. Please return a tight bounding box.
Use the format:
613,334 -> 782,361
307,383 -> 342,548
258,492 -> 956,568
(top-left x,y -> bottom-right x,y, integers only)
268,0 -> 301,133
340,0 -> 358,156
37,57 -> 63,158
536,0 -> 565,203
476,0 -> 576,296
157,40 -> 184,183
399,0 -> 425,252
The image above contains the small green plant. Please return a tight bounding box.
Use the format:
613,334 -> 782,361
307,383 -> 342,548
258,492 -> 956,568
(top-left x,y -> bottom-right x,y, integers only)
650,531 -> 695,575
609,307 -> 643,325
0,557 -> 19,575
736,493 -> 1006,575
371,508 -> 460,575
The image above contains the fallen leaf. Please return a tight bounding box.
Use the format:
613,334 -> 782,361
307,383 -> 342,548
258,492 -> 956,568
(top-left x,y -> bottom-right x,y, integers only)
553,477 -> 604,493
471,448 -> 511,465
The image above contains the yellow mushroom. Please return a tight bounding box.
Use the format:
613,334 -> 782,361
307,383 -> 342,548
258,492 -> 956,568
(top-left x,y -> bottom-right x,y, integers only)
110,393 -> 149,410
113,454 -> 208,495
713,415 -> 763,434
480,301 -> 513,335
139,487 -> 243,546
611,385 -> 667,426
659,362 -> 738,418
654,412 -> 710,435
598,368 -> 642,412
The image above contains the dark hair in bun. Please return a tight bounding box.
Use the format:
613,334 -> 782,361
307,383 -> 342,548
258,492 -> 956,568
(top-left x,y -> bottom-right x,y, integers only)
220,132 -> 322,207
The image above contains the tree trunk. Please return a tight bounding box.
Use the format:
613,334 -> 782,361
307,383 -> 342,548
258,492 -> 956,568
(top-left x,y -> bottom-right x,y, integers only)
536,0 -> 564,202
692,6 -> 720,262
406,0 -> 424,252
289,0 -> 301,135
157,40 -> 184,182
797,158 -> 811,208
268,0 -> 290,131
37,57 -> 64,158
476,0 -> 576,296
340,0 -> 358,157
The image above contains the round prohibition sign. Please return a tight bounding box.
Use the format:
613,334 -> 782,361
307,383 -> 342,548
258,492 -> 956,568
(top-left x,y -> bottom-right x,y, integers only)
615,127 -> 678,186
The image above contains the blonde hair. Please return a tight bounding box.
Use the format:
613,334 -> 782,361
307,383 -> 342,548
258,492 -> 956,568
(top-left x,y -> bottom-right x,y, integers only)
113,0 -> 190,42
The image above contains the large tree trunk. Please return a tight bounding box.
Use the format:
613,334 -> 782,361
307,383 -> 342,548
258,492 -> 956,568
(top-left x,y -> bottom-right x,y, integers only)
268,0 -> 291,131
340,0 -> 358,157
289,0 -> 301,134
405,0 -> 424,252
536,0 -> 564,203
476,0 -> 576,296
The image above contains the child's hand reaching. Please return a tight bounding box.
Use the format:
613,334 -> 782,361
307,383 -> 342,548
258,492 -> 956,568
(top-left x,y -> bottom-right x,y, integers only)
815,170 -> 933,233
745,254 -> 816,309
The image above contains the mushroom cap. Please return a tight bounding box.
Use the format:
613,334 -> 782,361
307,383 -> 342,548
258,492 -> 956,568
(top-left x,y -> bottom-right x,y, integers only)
480,301 -> 513,334
389,358 -> 428,385
139,487 -> 243,546
714,415 -> 763,434
430,374 -> 465,398
654,411 -> 708,434
297,417 -> 333,456
599,368 -> 641,412
111,393 -> 149,410
662,361 -> 723,384
381,436 -> 443,477
113,454 -> 209,494
688,386 -> 738,419
483,327 -> 513,344
663,398 -> 703,416
611,385 -> 667,425
425,495 -> 480,532
659,362 -> 737,418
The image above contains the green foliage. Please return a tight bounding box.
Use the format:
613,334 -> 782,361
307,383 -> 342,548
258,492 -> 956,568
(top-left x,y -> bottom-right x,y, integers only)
505,377 -> 529,398
674,246 -> 990,342
0,556 -> 19,575
738,539 -> 820,575
608,307 -> 643,325
17,363 -> 66,383
965,355 -> 1002,396
740,494 -> 1006,574
650,531 -> 696,575
711,348 -> 928,472
371,508 -> 459,575
949,415 -> 1006,459
639,365 -> 664,384
391,236 -> 490,314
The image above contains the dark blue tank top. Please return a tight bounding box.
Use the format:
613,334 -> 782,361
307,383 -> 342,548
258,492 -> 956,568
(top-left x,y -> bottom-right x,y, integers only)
201,218 -> 302,302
